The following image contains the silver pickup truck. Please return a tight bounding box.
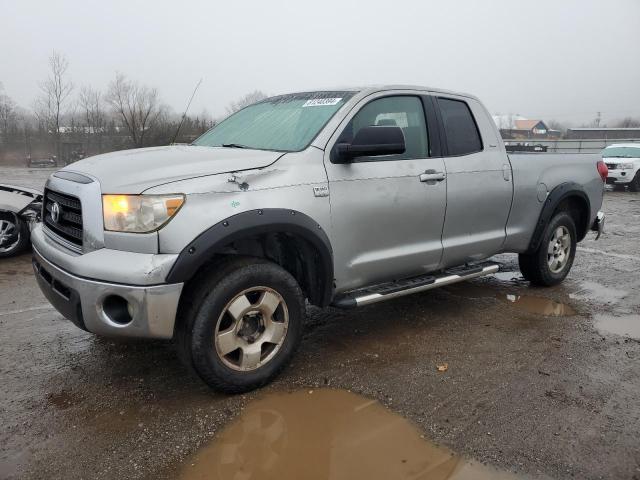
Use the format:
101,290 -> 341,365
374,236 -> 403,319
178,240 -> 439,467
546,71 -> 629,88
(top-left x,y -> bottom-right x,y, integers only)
31,85 -> 607,392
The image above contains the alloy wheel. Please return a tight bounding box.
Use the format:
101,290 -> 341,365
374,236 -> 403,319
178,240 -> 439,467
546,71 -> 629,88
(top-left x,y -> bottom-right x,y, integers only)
547,226 -> 571,273
0,219 -> 20,253
214,287 -> 289,371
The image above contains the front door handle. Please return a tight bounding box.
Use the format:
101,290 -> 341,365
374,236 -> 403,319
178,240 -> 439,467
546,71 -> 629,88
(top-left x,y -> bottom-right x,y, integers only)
419,170 -> 446,183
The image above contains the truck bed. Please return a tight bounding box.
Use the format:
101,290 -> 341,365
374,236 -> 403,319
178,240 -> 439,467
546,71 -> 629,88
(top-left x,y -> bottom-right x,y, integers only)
504,153 -> 604,252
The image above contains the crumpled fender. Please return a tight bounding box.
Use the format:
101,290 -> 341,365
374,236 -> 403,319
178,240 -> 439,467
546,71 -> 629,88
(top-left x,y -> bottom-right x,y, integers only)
0,184 -> 42,213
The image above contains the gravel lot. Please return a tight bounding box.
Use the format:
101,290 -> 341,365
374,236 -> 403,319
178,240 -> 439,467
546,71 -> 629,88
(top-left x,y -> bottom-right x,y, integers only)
0,167 -> 638,479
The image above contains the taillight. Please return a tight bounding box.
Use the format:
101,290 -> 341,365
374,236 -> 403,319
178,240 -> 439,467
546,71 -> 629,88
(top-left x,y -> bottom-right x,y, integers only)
597,161 -> 608,182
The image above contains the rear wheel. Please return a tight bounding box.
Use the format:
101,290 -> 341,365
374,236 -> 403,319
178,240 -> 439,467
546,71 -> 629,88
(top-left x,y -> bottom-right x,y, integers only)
0,212 -> 30,258
519,211 -> 577,286
176,257 -> 304,393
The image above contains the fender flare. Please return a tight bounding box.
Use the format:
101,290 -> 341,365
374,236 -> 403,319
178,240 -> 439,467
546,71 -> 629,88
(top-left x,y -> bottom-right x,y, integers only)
527,182 -> 591,253
166,208 -> 334,306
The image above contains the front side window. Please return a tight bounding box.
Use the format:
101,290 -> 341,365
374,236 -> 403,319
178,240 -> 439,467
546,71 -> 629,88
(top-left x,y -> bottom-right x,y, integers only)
193,91 -> 355,152
337,96 -> 429,161
438,98 -> 483,156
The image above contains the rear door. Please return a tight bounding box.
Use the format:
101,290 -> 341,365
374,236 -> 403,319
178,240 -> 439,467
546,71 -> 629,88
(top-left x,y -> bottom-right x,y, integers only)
434,95 -> 513,267
324,92 -> 447,293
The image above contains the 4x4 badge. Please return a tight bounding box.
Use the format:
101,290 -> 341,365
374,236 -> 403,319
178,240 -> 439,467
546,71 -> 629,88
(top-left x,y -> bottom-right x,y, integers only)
313,186 -> 329,197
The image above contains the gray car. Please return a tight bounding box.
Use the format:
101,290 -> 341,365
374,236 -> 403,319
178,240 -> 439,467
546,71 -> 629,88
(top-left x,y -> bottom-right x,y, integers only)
31,85 -> 606,392
0,184 -> 42,257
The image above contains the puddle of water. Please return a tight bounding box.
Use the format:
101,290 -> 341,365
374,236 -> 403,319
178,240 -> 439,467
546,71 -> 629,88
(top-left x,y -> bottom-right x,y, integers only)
569,281 -> 627,305
500,294 -> 576,317
594,313 -> 640,340
445,282 -> 576,317
179,389 -> 521,480
492,271 -> 525,283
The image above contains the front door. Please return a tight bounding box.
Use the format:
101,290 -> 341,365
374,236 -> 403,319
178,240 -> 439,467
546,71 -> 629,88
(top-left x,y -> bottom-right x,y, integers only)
323,93 -> 447,293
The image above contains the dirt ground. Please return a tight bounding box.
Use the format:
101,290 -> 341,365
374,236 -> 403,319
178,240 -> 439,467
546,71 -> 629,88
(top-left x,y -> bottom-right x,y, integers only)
0,167 -> 638,479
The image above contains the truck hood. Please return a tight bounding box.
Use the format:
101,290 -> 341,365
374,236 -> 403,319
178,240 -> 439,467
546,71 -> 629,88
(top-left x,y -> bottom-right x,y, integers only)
61,145 -> 284,194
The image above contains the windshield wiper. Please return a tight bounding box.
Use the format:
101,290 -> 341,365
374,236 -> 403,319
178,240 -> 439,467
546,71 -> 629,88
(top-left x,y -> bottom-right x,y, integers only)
221,143 -> 249,149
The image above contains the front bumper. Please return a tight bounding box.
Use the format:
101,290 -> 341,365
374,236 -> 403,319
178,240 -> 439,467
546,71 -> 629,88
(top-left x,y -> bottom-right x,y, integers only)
605,169 -> 633,184
32,246 -> 183,339
591,211 -> 605,240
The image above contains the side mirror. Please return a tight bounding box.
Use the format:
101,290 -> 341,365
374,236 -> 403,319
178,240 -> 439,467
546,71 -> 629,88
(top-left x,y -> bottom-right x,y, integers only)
333,126 -> 405,163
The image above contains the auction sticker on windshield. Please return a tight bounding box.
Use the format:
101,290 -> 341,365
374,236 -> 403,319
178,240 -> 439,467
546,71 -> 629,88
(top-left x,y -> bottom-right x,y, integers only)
303,98 -> 342,107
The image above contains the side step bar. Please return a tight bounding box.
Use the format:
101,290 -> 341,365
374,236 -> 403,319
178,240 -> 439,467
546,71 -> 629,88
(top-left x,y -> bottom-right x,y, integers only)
332,263 -> 499,309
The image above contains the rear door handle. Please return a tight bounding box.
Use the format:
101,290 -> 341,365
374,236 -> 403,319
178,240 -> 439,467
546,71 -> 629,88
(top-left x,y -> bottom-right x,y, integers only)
419,170 -> 446,182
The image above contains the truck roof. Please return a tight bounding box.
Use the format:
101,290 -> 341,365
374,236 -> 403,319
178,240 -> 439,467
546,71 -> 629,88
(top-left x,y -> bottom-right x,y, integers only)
284,85 -> 480,101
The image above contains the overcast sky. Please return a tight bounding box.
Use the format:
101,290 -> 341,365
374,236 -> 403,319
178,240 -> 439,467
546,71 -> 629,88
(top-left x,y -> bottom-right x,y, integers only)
2,0 -> 639,125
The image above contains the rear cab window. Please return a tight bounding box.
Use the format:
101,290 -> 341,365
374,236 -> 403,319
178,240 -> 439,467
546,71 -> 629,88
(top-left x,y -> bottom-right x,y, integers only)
437,98 -> 483,156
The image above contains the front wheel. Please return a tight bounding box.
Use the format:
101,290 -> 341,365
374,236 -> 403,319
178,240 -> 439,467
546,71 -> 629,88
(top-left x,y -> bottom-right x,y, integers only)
0,212 -> 30,258
519,211 -> 577,286
629,172 -> 640,192
176,257 -> 304,393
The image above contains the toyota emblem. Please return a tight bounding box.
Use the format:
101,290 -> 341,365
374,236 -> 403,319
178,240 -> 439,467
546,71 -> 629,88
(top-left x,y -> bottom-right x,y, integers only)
51,202 -> 61,223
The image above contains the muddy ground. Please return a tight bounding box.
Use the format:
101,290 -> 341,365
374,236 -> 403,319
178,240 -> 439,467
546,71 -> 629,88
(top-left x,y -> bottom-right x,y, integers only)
0,167 -> 639,479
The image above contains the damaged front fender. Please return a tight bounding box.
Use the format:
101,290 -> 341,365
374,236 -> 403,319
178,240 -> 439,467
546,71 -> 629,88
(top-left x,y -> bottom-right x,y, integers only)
0,184 -> 43,215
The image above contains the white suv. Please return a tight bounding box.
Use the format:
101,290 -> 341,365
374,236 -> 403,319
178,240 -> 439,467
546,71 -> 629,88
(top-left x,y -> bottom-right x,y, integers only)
603,143 -> 640,191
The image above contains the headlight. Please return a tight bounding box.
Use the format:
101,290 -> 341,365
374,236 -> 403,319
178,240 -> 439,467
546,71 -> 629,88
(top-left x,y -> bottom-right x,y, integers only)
618,163 -> 634,169
102,194 -> 185,233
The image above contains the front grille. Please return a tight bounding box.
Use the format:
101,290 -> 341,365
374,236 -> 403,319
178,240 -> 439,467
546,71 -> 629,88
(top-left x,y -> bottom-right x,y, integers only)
43,189 -> 83,248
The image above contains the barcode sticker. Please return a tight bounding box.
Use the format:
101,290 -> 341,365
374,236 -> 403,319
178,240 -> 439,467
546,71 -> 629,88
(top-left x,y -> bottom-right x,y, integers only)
302,98 -> 342,107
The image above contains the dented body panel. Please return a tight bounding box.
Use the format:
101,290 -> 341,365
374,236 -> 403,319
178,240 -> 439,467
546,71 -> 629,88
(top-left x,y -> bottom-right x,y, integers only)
0,184 -> 42,213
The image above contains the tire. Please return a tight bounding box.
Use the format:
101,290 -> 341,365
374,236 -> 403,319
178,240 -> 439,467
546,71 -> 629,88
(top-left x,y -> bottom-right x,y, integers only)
629,172 -> 640,192
176,256 -> 304,393
518,211 -> 577,287
0,212 -> 30,258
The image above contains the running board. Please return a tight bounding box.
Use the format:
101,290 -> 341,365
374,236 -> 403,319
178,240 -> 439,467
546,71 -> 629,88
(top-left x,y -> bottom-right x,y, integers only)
332,263 -> 500,309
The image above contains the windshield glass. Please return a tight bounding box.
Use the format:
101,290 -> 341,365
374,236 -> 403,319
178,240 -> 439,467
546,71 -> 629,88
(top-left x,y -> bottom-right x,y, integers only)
602,146 -> 640,158
193,91 -> 356,152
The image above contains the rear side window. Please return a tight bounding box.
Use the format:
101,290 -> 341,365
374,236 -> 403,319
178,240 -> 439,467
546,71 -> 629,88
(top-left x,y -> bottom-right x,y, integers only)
438,98 -> 482,156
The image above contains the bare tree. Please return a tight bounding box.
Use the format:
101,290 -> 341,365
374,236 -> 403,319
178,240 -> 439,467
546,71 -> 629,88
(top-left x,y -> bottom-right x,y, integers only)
0,84 -> 17,143
614,117 -> 640,128
35,51 -> 74,159
78,86 -> 106,153
226,90 -> 267,114
106,73 -> 162,147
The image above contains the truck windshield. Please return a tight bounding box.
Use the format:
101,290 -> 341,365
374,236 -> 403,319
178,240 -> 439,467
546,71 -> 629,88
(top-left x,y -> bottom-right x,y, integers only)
603,146 -> 640,158
193,91 -> 356,152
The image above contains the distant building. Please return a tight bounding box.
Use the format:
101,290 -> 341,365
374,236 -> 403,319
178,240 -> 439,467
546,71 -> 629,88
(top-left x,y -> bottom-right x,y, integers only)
566,128 -> 640,140
492,115 -> 560,140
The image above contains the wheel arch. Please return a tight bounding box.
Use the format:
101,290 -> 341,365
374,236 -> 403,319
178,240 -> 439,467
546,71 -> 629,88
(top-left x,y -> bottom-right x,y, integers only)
166,209 -> 334,307
527,182 -> 591,253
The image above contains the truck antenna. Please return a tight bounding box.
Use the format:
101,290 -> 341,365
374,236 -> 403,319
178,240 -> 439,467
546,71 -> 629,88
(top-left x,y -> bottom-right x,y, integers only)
171,78 -> 203,145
